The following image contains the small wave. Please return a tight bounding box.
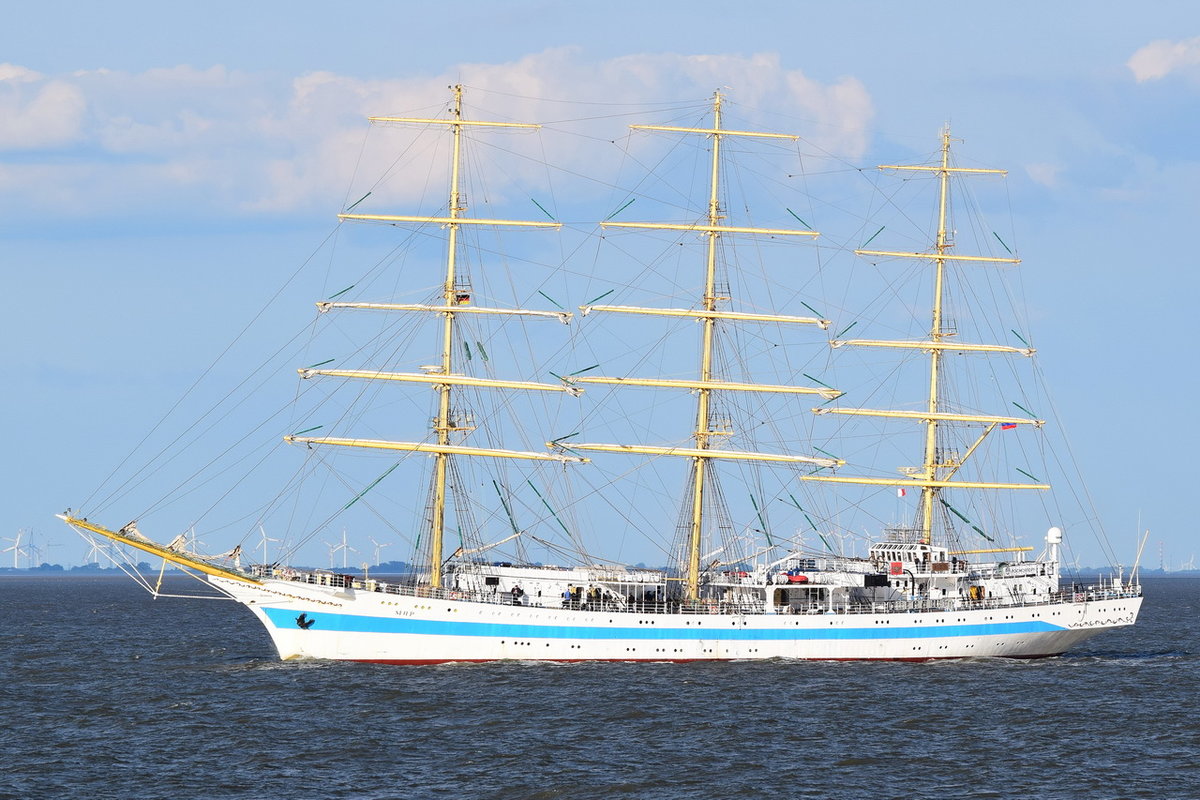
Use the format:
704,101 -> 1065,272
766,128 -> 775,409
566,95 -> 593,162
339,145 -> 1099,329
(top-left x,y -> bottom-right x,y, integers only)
1063,648 -> 1191,661
217,656 -> 339,673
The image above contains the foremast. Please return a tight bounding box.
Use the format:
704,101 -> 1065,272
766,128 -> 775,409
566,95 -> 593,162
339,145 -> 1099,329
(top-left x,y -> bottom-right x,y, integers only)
288,86 -> 584,588
565,93 -> 840,600
806,127 -> 1045,546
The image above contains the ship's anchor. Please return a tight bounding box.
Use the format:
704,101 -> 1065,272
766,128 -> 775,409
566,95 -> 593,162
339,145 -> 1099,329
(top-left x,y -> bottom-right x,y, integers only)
296,613 -> 315,630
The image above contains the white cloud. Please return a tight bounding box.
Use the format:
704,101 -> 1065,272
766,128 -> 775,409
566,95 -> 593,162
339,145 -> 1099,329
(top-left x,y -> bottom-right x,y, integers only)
457,49 -> 871,156
0,51 -> 875,223
1127,36 -> 1200,82
251,48 -> 874,214
0,63 -> 42,83
1025,162 -> 1061,188
0,63 -> 86,149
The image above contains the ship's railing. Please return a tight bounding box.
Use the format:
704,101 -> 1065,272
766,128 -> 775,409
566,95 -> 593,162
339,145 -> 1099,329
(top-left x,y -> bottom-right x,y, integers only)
878,526 -> 925,544
824,585 -> 1142,616
254,566 -> 1140,616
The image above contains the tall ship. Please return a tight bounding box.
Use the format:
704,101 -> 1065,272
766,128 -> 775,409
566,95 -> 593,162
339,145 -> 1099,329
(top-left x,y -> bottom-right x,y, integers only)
63,88 -> 1142,662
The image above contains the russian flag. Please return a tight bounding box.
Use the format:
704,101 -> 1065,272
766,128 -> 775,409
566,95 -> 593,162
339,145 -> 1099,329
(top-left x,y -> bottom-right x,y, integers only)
1001,422 -> 1017,430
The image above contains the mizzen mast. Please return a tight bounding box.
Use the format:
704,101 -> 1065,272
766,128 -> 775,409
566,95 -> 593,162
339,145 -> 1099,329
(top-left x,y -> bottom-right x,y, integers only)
805,127 -> 1042,546
290,86 -> 584,588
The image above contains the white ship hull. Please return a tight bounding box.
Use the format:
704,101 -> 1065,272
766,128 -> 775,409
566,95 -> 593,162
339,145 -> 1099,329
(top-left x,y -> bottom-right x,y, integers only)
212,575 -> 1142,663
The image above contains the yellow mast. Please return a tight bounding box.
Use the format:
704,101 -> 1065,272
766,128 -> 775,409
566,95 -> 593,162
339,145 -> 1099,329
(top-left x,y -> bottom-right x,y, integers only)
426,86 -> 469,588
685,92 -> 725,600
311,86 -> 579,588
57,92 -> 569,583
568,93 -> 828,600
918,127 -> 953,544
803,127 -> 1034,543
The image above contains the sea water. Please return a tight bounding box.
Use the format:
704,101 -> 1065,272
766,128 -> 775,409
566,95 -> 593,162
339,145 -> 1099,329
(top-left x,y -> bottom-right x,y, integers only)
1,575 -> 1196,799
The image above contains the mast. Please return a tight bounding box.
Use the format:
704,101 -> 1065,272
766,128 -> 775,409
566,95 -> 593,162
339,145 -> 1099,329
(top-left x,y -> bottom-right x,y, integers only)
805,126 -> 1043,544
564,93 -> 836,600
429,84 -> 466,587
919,127 -> 954,544
292,86 -> 584,588
686,91 -> 724,600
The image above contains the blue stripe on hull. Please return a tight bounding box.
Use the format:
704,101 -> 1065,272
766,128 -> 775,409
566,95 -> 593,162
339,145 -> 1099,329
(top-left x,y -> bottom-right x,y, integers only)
262,607 -> 1062,641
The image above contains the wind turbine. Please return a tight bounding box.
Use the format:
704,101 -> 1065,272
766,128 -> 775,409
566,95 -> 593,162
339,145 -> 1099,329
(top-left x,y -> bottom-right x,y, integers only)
183,527 -> 206,555
84,539 -> 105,566
258,525 -> 280,564
25,530 -> 58,567
369,537 -> 390,566
324,530 -> 356,569
3,529 -> 30,568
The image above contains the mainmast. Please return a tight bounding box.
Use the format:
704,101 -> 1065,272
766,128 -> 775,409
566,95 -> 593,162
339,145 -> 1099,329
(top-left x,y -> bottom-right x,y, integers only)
806,126 -> 1044,545
565,93 -> 839,600
288,86 -> 585,588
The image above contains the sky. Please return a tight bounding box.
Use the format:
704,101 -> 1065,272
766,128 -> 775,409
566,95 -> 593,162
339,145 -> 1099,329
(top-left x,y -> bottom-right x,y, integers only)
3,0 -> 1198,571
